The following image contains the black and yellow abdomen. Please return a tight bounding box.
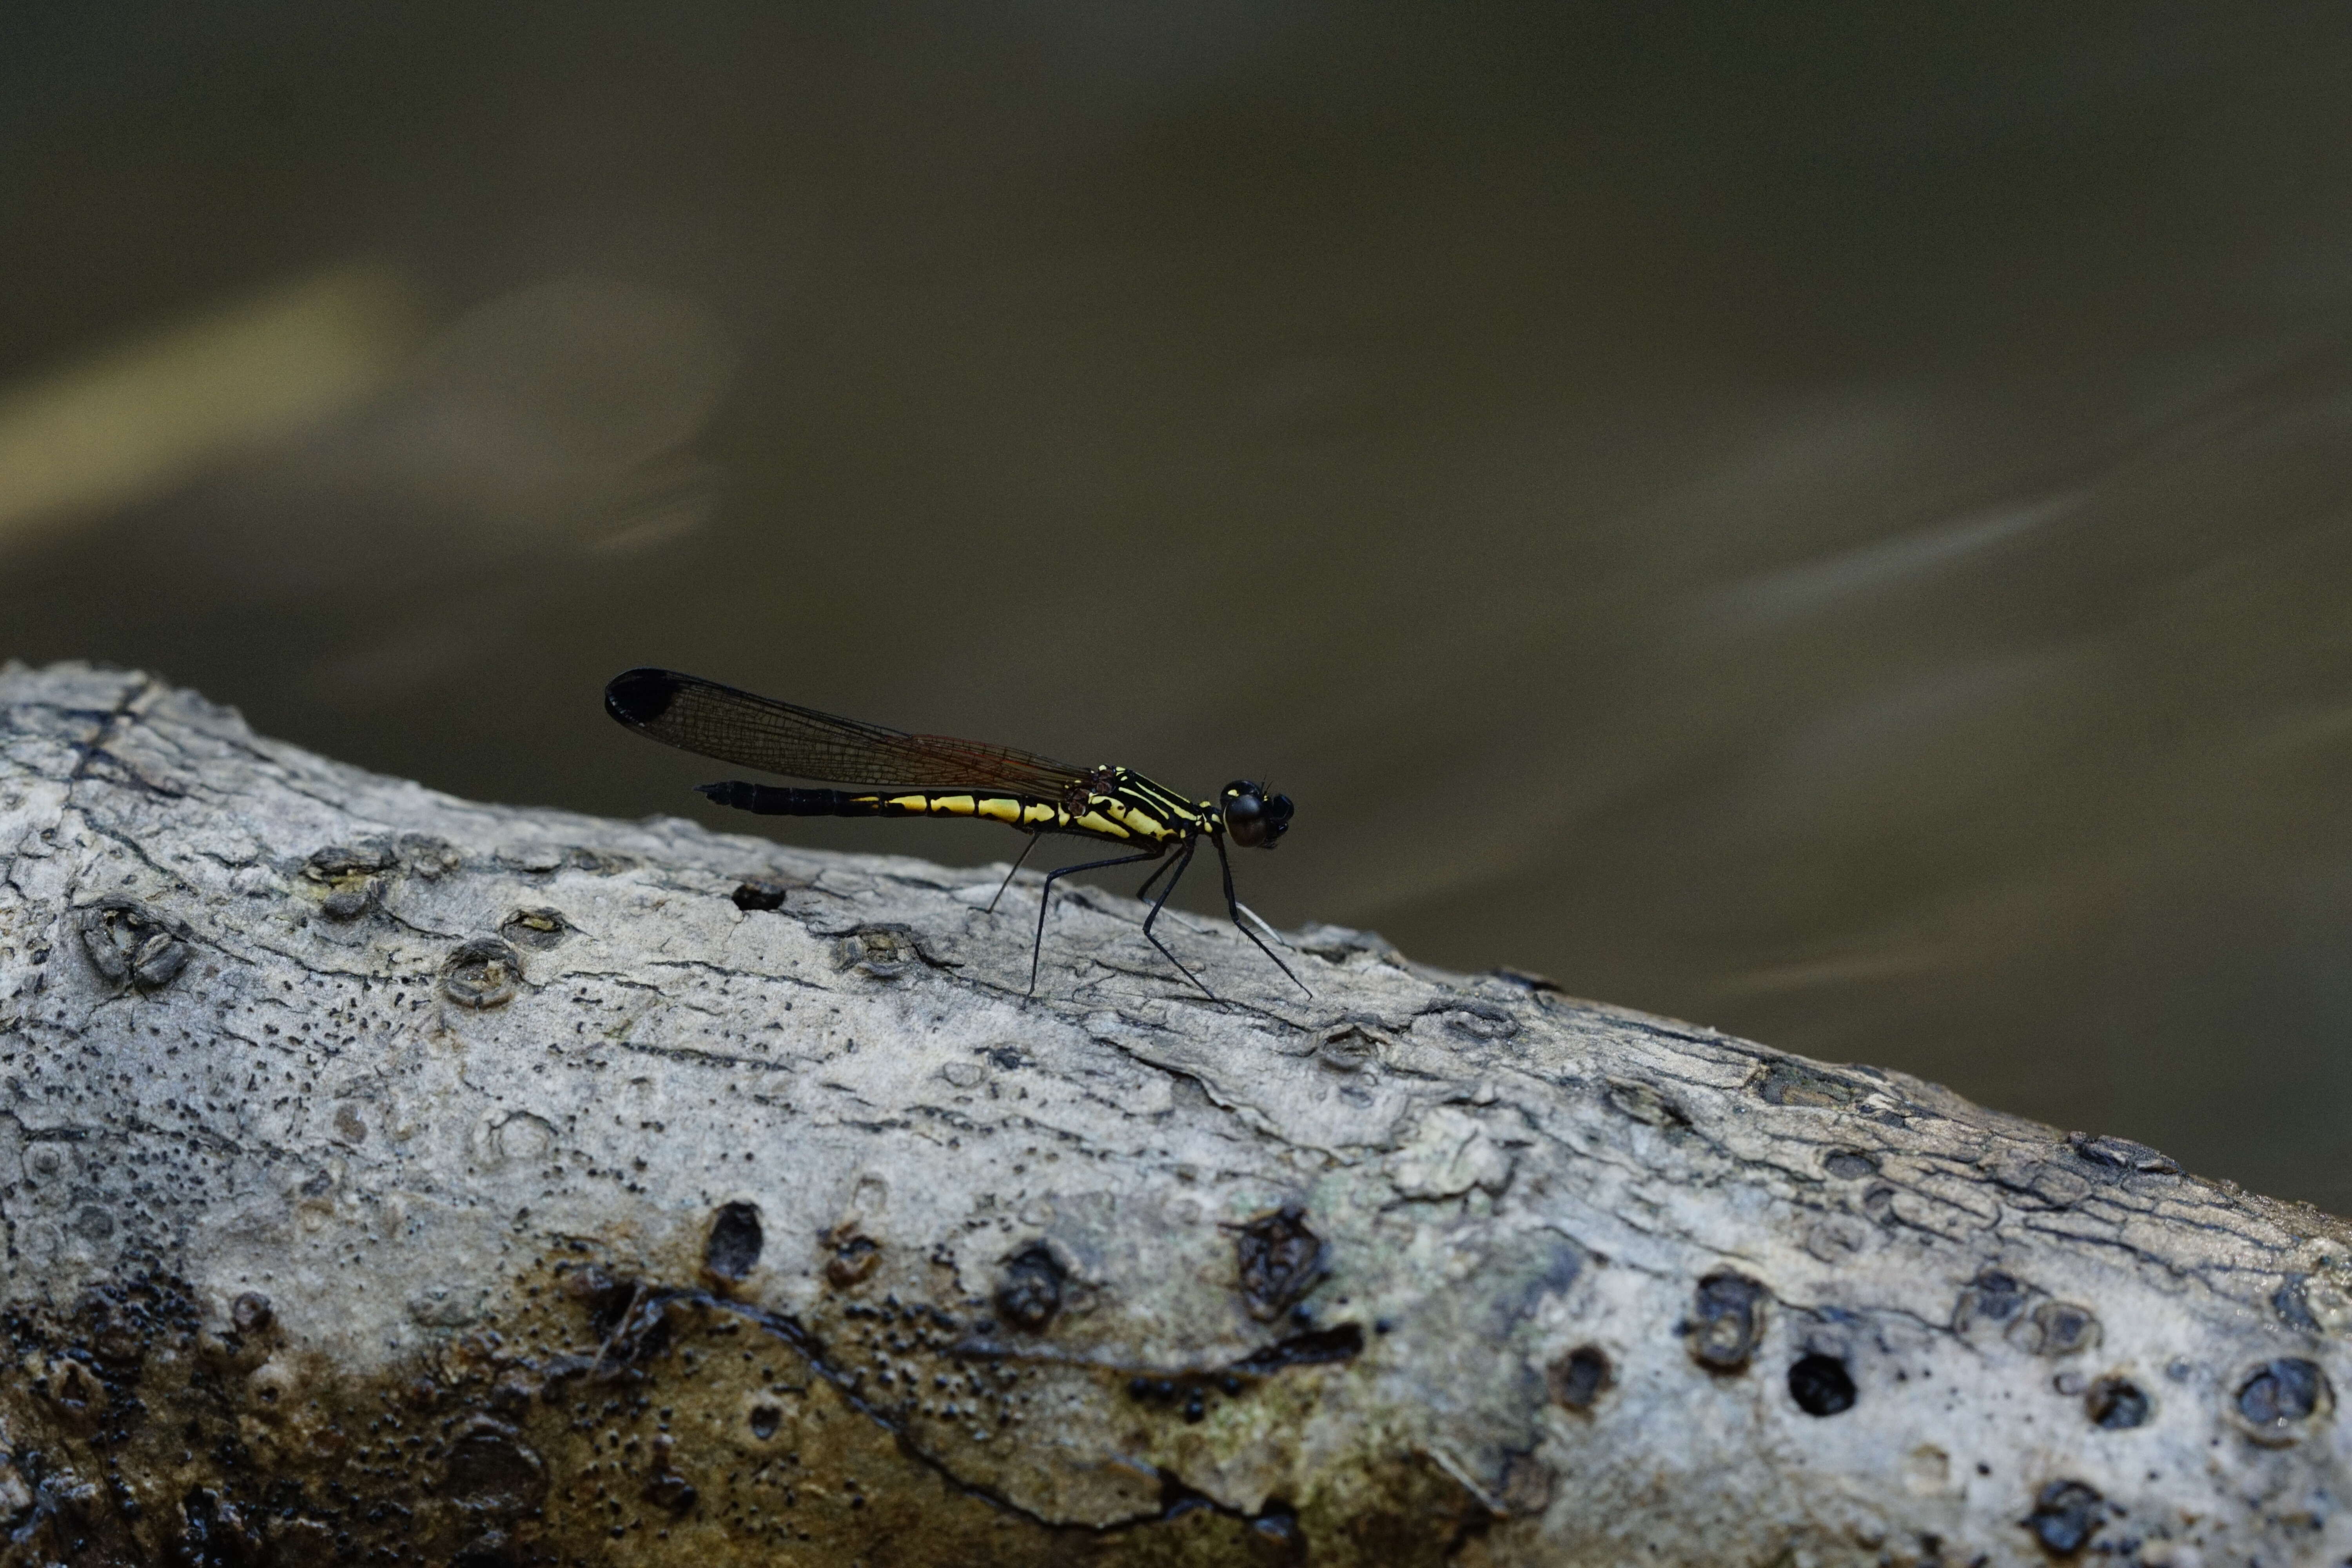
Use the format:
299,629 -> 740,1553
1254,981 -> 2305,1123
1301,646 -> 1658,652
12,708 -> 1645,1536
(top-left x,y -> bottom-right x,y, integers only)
695,779 -> 1197,846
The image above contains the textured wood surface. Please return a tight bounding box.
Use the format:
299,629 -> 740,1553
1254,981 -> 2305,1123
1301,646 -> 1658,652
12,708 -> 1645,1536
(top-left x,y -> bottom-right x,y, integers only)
0,659 -> 2346,1566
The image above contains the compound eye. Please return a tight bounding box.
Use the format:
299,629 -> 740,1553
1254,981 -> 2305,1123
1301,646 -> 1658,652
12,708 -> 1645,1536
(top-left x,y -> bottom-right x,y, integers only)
1222,784 -> 1268,847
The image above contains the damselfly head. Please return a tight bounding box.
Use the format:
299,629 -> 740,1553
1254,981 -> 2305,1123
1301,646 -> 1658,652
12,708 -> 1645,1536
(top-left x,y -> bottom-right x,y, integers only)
1220,780 -> 1294,848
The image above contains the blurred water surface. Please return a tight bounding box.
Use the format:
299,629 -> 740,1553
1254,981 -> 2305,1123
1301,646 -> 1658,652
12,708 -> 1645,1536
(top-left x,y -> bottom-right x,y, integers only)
5,4 -> 2352,1207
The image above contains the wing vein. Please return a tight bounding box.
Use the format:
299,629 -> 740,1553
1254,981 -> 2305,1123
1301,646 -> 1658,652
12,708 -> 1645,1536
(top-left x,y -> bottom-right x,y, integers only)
606,668 -> 1089,792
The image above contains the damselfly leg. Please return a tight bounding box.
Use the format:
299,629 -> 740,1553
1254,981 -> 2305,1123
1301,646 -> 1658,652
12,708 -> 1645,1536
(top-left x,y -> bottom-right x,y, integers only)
1132,846 -> 1185,907
985,831 -> 1042,914
1213,833 -> 1310,996
1136,838 -> 1211,997
1029,847 -> 1164,995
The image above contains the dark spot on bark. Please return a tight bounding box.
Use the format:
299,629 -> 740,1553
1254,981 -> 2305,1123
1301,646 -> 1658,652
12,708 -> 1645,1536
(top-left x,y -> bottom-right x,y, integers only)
1316,1026 -> 1380,1072
72,1205 -> 114,1241
1788,1354 -> 1856,1416
1127,1372 -> 1214,1421
1159,1475 -> 1216,1521
179,1486 -> 262,1564
2272,1274 -> 2322,1332
1822,1149 -> 1878,1179
307,843 -> 397,879
1250,1500 -> 1300,1546
305,845 -> 394,921
444,1418 -> 546,1515
2064,1131 -> 2180,1175
440,937 -> 522,1009
397,833 -> 461,878
2024,1479 -> 2105,1555
1753,1060 -> 1864,1108
80,1294 -> 144,1367
822,1223 -> 878,1288
1424,1002 -> 1515,1040
1686,1270 -> 1766,1371
1226,1323 -> 1365,1376
641,1436 -> 697,1513
47,1356 -> 106,1424
498,907 -> 570,949
641,1470 -> 697,1512
564,846 -> 635,875
449,1532 -> 517,1568
703,1202 -> 763,1280
1603,1078 -> 1688,1128
134,938 -> 189,988
2013,1300 -> 2101,1358
837,924 -> 923,977
731,879 -> 789,912
2237,1357 -> 2329,1432
989,1046 -> 1024,1070
1953,1270 -> 2027,1333
319,885 -> 374,920
564,1269 -> 640,1335
1547,1345 -> 1612,1410
230,1292 -> 272,1335
75,898 -> 191,991
748,1404 -> 781,1440
2085,1377 -> 2149,1429
487,1371 -> 536,1417
995,1245 -> 1065,1332
1235,1205 -> 1325,1322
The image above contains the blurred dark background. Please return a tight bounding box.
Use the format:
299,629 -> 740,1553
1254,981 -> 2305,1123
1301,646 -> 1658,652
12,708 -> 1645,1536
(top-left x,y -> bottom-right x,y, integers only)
5,4 -> 2351,1208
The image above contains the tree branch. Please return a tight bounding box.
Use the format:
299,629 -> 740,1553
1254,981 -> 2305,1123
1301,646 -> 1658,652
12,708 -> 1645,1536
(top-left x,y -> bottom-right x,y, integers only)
0,659 -> 2345,1566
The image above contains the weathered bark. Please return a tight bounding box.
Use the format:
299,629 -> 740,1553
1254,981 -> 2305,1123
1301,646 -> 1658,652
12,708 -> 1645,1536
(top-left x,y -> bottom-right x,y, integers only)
0,659 -> 2346,1567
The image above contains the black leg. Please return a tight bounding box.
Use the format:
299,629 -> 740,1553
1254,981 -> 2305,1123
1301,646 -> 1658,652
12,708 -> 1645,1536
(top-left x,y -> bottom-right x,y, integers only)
1030,847 -> 1165,995
1131,847 -> 1183,907
1137,838 -> 1213,998
1214,833 -> 1311,996
985,831 -> 1042,914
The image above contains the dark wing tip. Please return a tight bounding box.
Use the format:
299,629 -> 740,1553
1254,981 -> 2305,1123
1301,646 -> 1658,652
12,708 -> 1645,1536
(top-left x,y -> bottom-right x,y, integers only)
605,667 -> 686,729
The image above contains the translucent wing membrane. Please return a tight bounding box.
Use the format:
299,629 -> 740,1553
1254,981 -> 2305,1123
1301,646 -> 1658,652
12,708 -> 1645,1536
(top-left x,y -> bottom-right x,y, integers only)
604,668 -> 1089,793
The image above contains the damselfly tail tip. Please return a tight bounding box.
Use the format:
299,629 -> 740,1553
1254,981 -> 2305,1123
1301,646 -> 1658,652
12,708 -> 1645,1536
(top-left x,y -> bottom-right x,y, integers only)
697,780 -> 760,811
606,667 -> 686,728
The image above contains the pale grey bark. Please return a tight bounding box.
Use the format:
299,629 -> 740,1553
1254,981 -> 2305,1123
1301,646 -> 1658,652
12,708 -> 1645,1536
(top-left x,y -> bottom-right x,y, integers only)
0,658 -> 2346,1566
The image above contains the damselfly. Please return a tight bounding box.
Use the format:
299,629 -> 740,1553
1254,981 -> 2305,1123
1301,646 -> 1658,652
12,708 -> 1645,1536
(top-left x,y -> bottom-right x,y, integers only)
604,668 -> 1305,997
